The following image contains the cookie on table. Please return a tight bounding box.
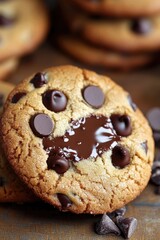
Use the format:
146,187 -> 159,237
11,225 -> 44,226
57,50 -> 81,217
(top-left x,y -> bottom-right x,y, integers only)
0,0 -> 49,61
1,65 -> 154,214
0,58 -> 18,81
72,0 -> 160,17
63,4 -> 160,53
0,82 -> 36,202
58,35 -> 155,70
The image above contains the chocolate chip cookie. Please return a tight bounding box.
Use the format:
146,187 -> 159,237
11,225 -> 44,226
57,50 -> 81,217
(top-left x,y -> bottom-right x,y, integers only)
72,0 -> 160,17
63,4 -> 160,53
1,66 -> 154,213
0,82 -> 36,202
0,0 -> 49,61
58,35 -> 154,70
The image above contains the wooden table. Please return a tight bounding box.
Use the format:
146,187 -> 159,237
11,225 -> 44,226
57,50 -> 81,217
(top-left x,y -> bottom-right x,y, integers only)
1,43 -> 160,240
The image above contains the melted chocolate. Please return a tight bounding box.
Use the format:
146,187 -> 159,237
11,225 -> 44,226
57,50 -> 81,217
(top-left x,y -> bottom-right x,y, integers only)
43,115 -> 121,162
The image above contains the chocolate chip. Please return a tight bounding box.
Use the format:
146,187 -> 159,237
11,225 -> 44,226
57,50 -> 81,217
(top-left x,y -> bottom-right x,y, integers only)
152,160 -> 160,170
151,167 -> 160,186
116,216 -> 137,239
127,95 -> 137,111
82,85 -> 105,109
11,92 -> 26,103
108,206 -> 127,219
30,72 -> 47,88
155,186 -> 160,195
131,19 -> 152,35
57,193 -> 72,209
0,177 -> 5,187
47,155 -> 69,174
153,132 -> 160,148
146,108 -> 160,132
111,114 -> 132,137
0,14 -> 14,26
111,145 -> 130,168
141,141 -> 148,154
30,113 -> 54,138
95,214 -> 121,236
0,93 -> 4,107
43,90 -> 67,113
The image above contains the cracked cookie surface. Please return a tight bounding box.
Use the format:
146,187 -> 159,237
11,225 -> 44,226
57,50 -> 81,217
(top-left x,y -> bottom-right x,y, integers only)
0,82 -> 36,202
1,66 -> 154,213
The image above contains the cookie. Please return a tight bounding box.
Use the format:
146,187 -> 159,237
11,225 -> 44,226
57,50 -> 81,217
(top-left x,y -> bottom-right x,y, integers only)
1,65 -> 154,214
0,82 -> 36,202
0,0 -> 49,61
58,35 -> 154,70
63,4 -> 160,53
72,0 -> 160,17
0,58 -> 18,81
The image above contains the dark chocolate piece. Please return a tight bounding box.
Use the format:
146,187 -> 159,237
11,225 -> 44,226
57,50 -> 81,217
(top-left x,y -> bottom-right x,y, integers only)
127,95 -> 137,111
30,72 -> 47,88
141,141 -> 148,154
146,107 -> 160,132
43,115 -> 120,162
95,214 -> 121,236
11,92 -> 26,103
43,90 -> 67,113
47,155 -> 69,174
131,19 -> 152,35
82,85 -> 105,109
0,14 -> 14,26
111,114 -> 132,137
116,216 -> 137,239
57,193 -> 72,209
30,113 -> 54,138
0,93 -> 4,107
151,167 -> 160,186
111,145 -> 130,168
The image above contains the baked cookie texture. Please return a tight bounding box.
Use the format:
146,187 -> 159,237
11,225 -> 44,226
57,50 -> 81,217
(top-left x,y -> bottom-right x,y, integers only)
0,0 -> 49,61
1,66 -> 154,214
72,0 -> 160,17
0,82 -> 36,202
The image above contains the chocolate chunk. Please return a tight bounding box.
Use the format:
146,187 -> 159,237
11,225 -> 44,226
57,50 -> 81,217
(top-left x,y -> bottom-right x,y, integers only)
43,115 -> 120,162
82,85 -> 105,109
111,114 -> 132,137
151,167 -> 160,186
131,19 -> 152,35
57,193 -> 72,209
0,93 -> 4,107
116,216 -> 137,239
30,113 -> 54,138
127,95 -> 137,111
95,214 -> 121,236
43,90 -> 67,113
0,177 -> 5,187
153,132 -> 160,148
30,72 -> 47,88
152,160 -> 160,170
0,14 -> 14,26
111,145 -> 130,168
141,141 -> 148,154
146,108 -> 160,132
155,186 -> 160,195
109,206 -> 127,219
47,155 -> 69,174
11,92 -> 26,103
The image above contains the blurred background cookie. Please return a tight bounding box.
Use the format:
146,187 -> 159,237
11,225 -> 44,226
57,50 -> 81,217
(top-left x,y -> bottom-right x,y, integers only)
54,0 -> 160,70
0,0 -> 49,80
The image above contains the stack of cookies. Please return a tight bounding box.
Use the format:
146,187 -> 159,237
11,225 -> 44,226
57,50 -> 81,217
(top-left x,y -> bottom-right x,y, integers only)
0,0 -> 49,81
57,0 -> 160,70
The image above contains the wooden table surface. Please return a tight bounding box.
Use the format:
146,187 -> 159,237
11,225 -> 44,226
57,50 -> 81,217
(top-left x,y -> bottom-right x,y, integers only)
1,43 -> 160,240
